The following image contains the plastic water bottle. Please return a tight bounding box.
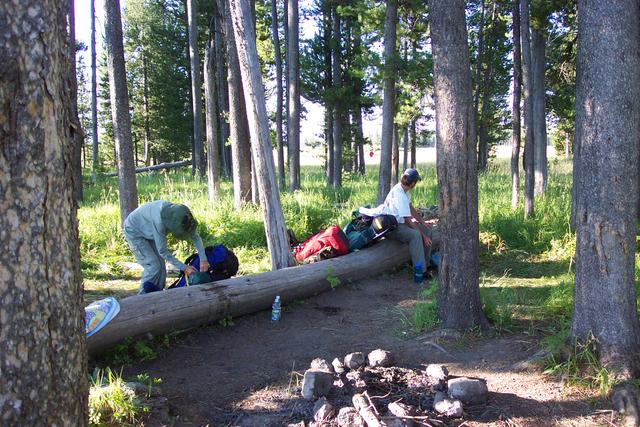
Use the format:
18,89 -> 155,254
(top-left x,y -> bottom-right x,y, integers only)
414,262 -> 424,284
271,296 -> 281,321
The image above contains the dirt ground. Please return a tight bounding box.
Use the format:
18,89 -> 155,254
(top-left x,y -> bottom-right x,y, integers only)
123,271 -> 615,427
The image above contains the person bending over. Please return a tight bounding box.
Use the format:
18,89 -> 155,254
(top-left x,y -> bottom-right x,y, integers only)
123,201 -> 208,294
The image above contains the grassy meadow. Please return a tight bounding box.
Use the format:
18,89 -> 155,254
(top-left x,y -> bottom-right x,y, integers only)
81,157 -> 579,335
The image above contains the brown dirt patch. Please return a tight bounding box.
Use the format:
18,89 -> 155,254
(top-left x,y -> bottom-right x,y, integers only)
120,271 -> 615,426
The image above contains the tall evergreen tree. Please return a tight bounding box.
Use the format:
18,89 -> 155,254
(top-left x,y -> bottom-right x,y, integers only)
429,0 -> 488,330
105,0 -> 138,225
572,0 -> 640,378
520,0 -> 535,218
377,0 -> 398,203
228,0 -> 295,269
0,0 -> 88,422
287,0 -> 301,190
186,0 -> 206,178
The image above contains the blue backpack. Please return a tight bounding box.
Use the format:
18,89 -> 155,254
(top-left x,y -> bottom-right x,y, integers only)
168,244 -> 239,288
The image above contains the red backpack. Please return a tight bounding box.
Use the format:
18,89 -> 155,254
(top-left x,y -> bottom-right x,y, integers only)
293,225 -> 350,263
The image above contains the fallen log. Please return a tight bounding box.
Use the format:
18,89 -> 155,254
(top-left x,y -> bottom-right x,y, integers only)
87,240 -> 411,354
102,160 -> 190,177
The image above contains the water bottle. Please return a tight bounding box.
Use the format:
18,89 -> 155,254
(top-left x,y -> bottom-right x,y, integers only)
271,295 -> 281,321
414,262 -> 424,284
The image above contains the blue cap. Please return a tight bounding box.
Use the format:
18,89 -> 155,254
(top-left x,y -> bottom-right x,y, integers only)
402,168 -> 422,184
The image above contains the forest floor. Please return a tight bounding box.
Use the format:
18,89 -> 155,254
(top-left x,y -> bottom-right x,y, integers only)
113,270 -> 617,427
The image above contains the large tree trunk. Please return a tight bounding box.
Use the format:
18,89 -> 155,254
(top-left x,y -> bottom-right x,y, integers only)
332,5 -> 343,188
376,0 -> 398,203
68,0 -> 84,202
91,0 -> 99,182
402,127 -> 409,171
228,0 -> 295,269
520,0 -> 534,218
186,0 -> 206,178
224,1 -> 253,208
531,28 -> 547,195
271,0 -> 286,191
429,0 -> 488,331
205,34 -> 221,201
572,0 -> 640,378
105,0 -> 138,225
0,1 -> 88,422
287,0 -> 301,191
511,0 -> 522,209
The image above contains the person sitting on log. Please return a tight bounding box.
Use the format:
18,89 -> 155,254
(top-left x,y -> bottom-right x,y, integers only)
360,168 -> 439,278
123,201 -> 208,294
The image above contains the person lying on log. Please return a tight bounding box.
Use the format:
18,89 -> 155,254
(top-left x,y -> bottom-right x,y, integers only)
360,168 -> 440,279
123,201 -> 208,294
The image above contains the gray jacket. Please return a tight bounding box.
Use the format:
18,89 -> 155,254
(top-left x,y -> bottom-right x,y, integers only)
124,200 -> 206,271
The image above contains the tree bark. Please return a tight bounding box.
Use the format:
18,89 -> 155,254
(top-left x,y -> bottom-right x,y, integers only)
410,118 -> 417,168
477,0 -> 497,172
520,0 -> 534,218
531,28 -> 547,195
214,0 -> 231,178
429,0 -> 488,331
142,54 -> 151,166
224,1 -> 253,208
511,0 -> 522,209
323,3 -> 334,185
205,34 -> 221,201
91,0 -> 99,182
228,0 -> 295,269
391,124 -> 399,185
332,5 -> 343,188
287,0 -> 301,191
186,0 -> 206,178
402,126 -> 409,171
572,0 -> 640,378
0,1 -> 88,422
271,0 -> 286,191
356,106 -> 365,175
105,0 -> 138,225
377,0 -> 398,203
473,0 -> 486,164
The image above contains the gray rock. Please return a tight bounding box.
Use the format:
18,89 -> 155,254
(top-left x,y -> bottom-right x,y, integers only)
332,357 -> 346,374
311,358 -> 334,373
447,377 -> 488,405
386,402 -> 415,426
344,352 -> 366,370
336,407 -> 365,427
314,397 -> 336,422
433,391 -> 463,418
302,370 -> 334,400
367,349 -> 394,368
424,364 -> 449,383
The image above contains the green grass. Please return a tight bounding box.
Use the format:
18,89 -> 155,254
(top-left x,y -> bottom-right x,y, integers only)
89,368 -> 147,426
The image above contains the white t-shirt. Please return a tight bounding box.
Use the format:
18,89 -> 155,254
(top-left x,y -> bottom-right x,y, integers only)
360,183 -> 411,223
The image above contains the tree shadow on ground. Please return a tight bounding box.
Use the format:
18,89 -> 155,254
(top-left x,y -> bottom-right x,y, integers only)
481,252 -> 571,279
